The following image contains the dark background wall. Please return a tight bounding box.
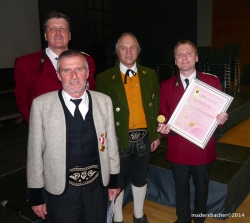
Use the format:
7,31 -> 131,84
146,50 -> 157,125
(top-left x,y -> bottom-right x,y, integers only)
2,0 -> 250,77
0,0 -> 41,69
111,0 -> 197,70
38,0 -> 197,74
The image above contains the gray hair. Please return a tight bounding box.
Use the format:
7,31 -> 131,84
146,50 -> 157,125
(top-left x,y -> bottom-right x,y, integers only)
57,49 -> 89,72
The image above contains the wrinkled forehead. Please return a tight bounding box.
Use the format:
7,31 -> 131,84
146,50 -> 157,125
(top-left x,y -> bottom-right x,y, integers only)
58,55 -> 87,70
118,35 -> 138,47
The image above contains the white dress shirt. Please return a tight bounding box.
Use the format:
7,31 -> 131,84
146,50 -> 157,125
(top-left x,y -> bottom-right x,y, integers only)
180,71 -> 196,89
120,62 -> 137,76
46,47 -> 59,70
62,90 -> 89,120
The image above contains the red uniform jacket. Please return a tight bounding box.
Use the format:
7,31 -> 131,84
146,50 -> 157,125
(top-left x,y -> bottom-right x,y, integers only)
159,71 -> 222,165
14,50 -> 96,123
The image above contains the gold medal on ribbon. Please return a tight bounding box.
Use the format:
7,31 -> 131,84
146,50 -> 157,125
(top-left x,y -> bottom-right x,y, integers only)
157,115 -> 166,124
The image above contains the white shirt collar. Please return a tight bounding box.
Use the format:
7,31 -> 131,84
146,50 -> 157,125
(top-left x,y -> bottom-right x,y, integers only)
180,71 -> 196,88
61,90 -> 89,119
46,47 -> 59,70
119,62 -> 137,76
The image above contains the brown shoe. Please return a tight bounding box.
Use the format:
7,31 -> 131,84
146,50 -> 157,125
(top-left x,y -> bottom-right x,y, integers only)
133,214 -> 149,223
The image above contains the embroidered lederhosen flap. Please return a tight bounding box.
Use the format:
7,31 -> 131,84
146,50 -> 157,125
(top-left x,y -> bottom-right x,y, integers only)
128,129 -> 147,143
69,165 -> 98,186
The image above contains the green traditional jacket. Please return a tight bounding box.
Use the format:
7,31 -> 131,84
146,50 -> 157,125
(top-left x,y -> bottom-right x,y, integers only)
96,64 -> 161,149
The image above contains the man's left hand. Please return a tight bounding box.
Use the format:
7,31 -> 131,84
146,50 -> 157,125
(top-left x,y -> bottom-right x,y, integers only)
108,188 -> 121,201
216,112 -> 228,125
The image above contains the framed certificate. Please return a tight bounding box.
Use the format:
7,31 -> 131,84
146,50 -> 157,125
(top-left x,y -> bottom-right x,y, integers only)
167,78 -> 233,149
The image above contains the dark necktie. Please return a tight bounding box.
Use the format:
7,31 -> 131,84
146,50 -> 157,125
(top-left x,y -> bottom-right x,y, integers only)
55,57 -> 58,60
184,78 -> 189,90
70,99 -> 84,128
124,69 -> 136,84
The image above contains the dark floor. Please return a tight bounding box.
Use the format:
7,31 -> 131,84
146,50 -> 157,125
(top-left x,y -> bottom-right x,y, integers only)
227,91 -> 250,112
0,121 -> 41,223
150,143 -> 250,185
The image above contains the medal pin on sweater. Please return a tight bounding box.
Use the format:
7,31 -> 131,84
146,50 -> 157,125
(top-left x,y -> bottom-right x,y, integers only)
99,133 -> 105,152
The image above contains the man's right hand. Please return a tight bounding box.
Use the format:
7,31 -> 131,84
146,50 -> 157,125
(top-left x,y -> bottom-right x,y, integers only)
157,123 -> 170,135
32,204 -> 47,220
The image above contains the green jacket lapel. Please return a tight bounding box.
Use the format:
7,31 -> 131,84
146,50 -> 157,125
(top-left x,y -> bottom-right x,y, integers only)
137,65 -> 152,105
109,65 -> 129,111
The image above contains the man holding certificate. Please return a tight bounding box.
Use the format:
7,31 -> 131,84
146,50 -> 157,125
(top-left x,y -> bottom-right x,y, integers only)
157,39 -> 228,223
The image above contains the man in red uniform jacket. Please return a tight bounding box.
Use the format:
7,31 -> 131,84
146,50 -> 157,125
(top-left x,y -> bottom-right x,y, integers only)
157,40 -> 228,223
14,10 -> 96,123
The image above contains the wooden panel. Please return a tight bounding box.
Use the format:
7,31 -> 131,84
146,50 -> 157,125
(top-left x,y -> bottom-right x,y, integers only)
219,118 -> 250,147
123,195 -> 250,223
212,0 -> 250,75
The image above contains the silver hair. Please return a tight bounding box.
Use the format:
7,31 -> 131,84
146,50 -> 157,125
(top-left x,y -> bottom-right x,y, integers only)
57,49 -> 89,72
